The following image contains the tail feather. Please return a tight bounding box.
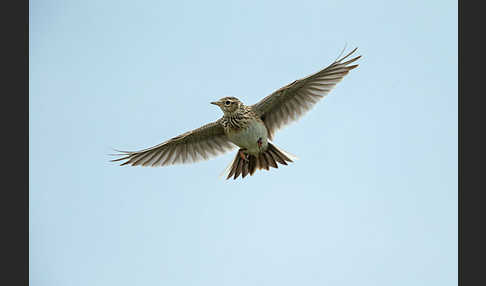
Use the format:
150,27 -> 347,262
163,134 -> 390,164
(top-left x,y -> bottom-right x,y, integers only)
222,142 -> 296,180
259,153 -> 269,171
223,152 -> 239,179
249,155 -> 257,176
265,152 -> 278,169
234,157 -> 244,179
242,158 -> 250,178
268,148 -> 286,165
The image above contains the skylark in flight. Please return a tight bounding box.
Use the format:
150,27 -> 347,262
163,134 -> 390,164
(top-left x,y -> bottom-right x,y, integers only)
112,48 -> 361,179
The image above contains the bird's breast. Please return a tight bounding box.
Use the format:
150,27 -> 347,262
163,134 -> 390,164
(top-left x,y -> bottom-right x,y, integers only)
226,119 -> 268,155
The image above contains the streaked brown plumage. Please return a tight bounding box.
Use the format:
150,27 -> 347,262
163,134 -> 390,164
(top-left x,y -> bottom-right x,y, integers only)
111,48 -> 361,179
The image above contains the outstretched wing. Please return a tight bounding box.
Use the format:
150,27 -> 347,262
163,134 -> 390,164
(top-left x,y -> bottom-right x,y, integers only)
111,120 -> 236,167
251,48 -> 361,140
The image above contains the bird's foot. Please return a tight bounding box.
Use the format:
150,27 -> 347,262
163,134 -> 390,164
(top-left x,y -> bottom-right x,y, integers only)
239,149 -> 249,162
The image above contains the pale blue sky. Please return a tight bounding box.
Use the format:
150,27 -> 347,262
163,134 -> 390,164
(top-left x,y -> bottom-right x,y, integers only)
30,0 -> 457,285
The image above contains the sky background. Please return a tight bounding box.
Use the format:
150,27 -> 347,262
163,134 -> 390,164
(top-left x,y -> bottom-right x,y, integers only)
29,0 -> 457,285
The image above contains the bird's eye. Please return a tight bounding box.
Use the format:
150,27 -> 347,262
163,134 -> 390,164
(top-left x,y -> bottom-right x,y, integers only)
225,100 -> 231,105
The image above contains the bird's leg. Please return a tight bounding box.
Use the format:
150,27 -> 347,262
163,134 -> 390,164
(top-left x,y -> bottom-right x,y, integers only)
239,149 -> 249,162
257,137 -> 263,150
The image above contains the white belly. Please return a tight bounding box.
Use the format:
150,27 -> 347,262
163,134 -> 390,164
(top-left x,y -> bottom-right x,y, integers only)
227,119 -> 268,155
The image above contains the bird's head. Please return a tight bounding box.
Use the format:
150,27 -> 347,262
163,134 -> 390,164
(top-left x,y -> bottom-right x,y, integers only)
211,97 -> 243,115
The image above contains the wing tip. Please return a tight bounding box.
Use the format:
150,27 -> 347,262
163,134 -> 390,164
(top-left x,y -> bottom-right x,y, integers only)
336,47 -> 361,64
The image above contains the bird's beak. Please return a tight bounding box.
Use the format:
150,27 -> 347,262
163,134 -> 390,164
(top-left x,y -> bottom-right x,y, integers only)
210,101 -> 219,106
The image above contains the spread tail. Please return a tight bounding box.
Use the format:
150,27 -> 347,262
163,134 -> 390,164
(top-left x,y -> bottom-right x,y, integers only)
221,142 -> 297,180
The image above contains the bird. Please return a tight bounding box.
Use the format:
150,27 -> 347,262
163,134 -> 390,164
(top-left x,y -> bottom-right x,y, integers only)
111,48 -> 361,179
